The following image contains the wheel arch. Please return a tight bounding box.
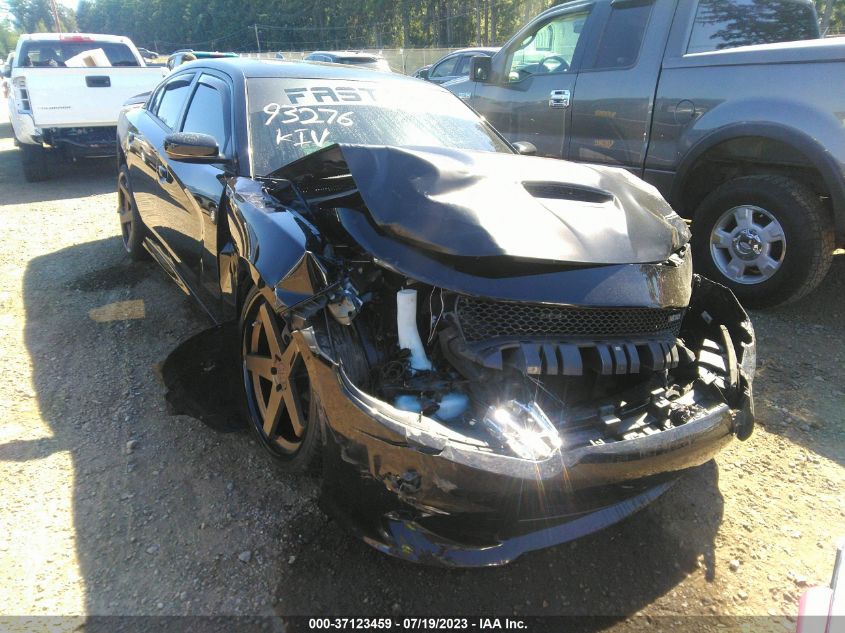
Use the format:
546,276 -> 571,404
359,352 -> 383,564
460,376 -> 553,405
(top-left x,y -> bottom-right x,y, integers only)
219,177 -> 325,322
671,123 -> 844,243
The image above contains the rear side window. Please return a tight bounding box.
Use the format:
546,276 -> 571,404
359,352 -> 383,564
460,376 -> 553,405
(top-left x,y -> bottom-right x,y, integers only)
182,81 -> 228,150
154,76 -> 193,129
592,1 -> 653,69
688,0 -> 820,54
17,40 -> 139,67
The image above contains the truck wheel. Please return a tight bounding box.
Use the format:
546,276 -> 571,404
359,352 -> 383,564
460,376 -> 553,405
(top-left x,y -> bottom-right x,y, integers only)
691,175 -> 834,308
20,144 -> 50,182
117,164 -> 149,261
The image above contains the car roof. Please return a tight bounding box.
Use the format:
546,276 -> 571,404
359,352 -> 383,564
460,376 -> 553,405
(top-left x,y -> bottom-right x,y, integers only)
449,47 -> 499,55
18,32 -> 132,44
192,58 -> 419,83
170,51 -> 237,58
308,51 -> 384,60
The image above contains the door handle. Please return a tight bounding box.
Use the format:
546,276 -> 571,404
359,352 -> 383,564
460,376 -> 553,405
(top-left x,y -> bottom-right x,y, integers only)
85,75 -> 111,88
549,89 -> 571,109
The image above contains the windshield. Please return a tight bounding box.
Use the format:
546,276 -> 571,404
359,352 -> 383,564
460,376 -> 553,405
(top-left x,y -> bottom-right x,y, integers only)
247,77 -> 511,176
17,40 -> 139,67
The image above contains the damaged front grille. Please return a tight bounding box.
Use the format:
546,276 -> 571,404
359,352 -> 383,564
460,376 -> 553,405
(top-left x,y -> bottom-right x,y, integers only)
455,297 -> 684,343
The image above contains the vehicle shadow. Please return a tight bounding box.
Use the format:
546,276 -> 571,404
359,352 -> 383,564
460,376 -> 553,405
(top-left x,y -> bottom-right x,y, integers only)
0,119 -> 115,205
748,252 -> 845,468
17,236 -> 725,624
271,462 -> 723,620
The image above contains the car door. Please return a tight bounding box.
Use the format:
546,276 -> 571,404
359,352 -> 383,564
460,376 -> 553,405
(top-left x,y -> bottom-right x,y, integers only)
470,6 -> 596,158
127,72 -> 195,252
568,0 -> 667,172
167,72 -> 233,301
150,71 -> 231,292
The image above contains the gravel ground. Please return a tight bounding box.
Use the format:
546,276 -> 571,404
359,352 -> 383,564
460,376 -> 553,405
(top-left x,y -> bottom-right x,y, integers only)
0,99 -> 843,631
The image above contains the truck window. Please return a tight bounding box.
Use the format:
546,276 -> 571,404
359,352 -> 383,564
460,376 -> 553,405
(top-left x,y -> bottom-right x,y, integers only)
688,0 -> 820,54
592,1 -> 654,70
17,40 -> 139,67
507,10 -> 590,82
431,55 -> 460,78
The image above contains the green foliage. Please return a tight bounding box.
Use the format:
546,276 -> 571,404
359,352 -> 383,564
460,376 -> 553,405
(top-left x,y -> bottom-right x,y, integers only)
72,0 -> 562,53
8,0 -> 77,34
0,19 -> 19,56
815,0 -> 845,34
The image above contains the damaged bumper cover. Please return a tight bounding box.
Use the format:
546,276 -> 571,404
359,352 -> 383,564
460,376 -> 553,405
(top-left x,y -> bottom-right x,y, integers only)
296,276 -> 755,567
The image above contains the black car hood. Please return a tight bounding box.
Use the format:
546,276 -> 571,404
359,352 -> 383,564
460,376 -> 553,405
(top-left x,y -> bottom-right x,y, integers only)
273,144 -> 690,265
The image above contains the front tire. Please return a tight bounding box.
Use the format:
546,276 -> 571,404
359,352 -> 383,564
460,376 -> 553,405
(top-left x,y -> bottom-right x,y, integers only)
240,286 -> 320,472
20,144 -> 49,182
691,175 -> 834,308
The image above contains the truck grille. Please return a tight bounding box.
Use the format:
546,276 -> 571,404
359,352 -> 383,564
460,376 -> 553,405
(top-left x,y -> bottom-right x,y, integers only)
455,297 -> 684,343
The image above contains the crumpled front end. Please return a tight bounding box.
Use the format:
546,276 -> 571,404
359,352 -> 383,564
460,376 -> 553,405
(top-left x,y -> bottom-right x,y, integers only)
247,144 -> 755,566
293,273 -> 754,566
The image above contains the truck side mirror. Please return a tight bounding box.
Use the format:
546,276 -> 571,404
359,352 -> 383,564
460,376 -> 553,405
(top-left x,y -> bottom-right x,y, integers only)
2,66 -> 11,78
417,67 -> 429,80
469,56 -> 492,83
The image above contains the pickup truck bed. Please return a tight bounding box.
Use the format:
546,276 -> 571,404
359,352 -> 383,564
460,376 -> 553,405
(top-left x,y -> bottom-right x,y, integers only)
6,33 -> 166,182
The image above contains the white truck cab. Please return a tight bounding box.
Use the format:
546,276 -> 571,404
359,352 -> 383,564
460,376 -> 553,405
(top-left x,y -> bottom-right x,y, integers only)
5,33 -> 165,181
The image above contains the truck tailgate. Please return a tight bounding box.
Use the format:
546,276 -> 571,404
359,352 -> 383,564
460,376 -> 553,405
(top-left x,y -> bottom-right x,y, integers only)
24,67 -> 164,127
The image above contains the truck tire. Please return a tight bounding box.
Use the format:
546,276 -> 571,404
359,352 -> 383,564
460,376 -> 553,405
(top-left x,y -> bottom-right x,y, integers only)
691,175 -> 834,308
20,144 -> 49,182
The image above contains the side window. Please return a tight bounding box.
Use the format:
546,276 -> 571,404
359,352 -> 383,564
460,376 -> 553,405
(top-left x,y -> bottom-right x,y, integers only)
454,55 -> 472,77
181,80 -> 228,151
154,75 -> 193,129
507,11 -> 590,82
592,1 -> 653,70
430,55 -> 460,78
147,85 -> 164,113
688,0 -> 820,54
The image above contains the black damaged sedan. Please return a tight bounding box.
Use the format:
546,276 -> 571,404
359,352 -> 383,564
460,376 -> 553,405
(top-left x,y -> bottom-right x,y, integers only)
116,59 -> 755,566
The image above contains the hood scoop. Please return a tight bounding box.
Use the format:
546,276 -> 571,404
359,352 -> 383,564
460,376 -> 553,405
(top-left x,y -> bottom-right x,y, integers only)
522,181 -> 614,204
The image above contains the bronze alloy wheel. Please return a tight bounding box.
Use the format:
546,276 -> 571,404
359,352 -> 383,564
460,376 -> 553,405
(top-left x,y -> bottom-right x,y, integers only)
118,171 -> 133,247
240,287 -> 318,469
117,165 -> 148,261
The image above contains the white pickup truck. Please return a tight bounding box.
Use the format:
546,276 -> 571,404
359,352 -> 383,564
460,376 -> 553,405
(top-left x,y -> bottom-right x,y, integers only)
4,33 -> 165,181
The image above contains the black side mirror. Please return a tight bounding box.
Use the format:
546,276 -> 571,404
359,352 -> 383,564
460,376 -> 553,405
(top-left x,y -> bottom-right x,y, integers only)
164,132 -> 222,162
417,67 -> 429,80
513,141 -> 537,156
469,55 -> 492,83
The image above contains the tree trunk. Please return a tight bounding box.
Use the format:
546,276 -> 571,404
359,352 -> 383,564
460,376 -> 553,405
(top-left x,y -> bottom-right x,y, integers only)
475,0 -> 482,45
484,0 -> 489,45
401,0 -> 411,46
820,0 -> 835,34
491,0 -> 497,44
446,0 -> 453,47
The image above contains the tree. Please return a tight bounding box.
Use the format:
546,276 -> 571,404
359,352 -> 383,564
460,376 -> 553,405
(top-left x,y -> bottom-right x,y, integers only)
0,19 -> 19,56
8,0 -> 77,33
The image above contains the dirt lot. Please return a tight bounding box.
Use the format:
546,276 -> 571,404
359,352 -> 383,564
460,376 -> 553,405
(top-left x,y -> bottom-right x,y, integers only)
0,98 -> 843,631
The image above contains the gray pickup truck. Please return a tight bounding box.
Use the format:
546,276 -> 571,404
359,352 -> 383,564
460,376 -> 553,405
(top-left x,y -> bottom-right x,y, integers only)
446,0 -> 843,307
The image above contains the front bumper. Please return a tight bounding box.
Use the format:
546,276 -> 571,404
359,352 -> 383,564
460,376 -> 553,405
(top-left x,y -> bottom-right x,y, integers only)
297,277 -> 755,567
